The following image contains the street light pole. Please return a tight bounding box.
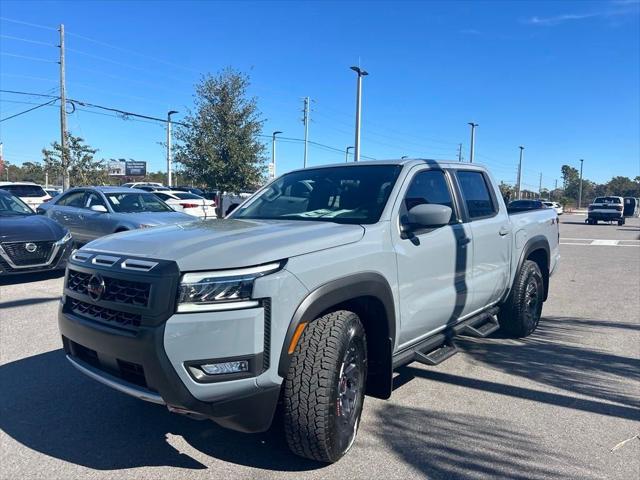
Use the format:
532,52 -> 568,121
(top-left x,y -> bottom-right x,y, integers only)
517,146 -> 524,200
271,131 -> 282,178
345,146 -> 354,163
578,159 -> 584,209
166,110 -> 178,187
468,122 -> 478,163
350,66 -> 368,162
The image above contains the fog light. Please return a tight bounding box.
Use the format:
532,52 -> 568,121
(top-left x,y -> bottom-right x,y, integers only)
200,360 -> 249,375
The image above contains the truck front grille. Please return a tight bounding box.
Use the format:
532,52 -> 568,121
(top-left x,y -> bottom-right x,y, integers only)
68,298 -> 142,330
67,269 -> 151,307
1,241 -> 54,266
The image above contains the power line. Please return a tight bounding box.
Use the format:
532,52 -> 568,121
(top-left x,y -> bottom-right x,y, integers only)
0,88 -> 59,98
0,16 -> 57,31
0,34 -> 56,47
0,98 -> 57,122
0,52 -> 57,63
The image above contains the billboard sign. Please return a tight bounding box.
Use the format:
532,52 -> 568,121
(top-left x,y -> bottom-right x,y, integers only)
125,161 -> 147,177
108,160 -> 126,176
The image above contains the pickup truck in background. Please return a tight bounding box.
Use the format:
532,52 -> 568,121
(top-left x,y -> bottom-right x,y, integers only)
586,196 -> 625,225
58,160 -> 560,463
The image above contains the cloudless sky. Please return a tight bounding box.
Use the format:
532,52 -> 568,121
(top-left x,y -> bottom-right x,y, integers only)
0,0 -> 639,190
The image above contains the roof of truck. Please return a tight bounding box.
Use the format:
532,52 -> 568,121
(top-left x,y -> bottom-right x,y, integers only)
289,159 -> 490,172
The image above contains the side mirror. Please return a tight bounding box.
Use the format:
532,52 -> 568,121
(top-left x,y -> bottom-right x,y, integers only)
90,205 -> 108,213
407,204 -> 452,229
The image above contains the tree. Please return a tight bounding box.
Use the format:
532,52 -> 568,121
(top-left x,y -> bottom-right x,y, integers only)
174,68 -> 267,193
42,133 -> 106,186
498,181 -> 515,203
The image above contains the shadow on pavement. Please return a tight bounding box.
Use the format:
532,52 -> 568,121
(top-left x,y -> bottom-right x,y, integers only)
0,296 -> 61,309
374,403 -> 584,480
0,349 -> 322,472
0,270 -> 64,286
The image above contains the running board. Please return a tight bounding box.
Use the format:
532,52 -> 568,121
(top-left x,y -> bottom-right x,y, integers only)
459,316 -> 500,338
413,342 -> 458,366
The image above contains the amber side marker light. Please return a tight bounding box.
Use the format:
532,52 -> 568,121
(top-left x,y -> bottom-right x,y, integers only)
288,323 -> 307,354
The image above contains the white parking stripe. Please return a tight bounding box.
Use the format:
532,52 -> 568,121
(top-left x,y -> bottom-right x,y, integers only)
591,239 -> 619,246
560,242 -> 639,247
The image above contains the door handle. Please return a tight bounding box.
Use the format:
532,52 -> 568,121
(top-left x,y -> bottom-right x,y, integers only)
498,227 -> 510,236
79,214 -> 85,220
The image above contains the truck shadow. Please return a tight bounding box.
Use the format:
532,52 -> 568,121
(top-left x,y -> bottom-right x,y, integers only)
0,349 -> 322,472
373,403 -> 583,480
0,270 -> 64,286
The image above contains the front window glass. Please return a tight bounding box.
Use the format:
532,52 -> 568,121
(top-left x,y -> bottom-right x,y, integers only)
0,193 -> 34,216
105,193 -> 173,213
232,165 -> 402,224
402,170 -> 456,221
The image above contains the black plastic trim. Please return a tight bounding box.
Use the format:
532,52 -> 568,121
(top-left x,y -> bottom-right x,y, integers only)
277,272 -> 396,378
502,234 -> 550,303
184,353 -> 263,384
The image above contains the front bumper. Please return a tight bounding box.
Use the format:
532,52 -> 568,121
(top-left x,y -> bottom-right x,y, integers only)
58,253 -> 308,433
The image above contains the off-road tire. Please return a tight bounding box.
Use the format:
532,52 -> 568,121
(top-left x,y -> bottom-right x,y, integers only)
499,260 -> 544,337
283,310 -> 367,463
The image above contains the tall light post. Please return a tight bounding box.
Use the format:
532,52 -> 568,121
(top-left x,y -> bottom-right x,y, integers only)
578,158 -> 584,209
468,122 -> 478,163
517,146 -> 524,200
271,131 -> 282,178
166,110 -> 178,187
350,66 -> 368,162
345,146 -> 354,163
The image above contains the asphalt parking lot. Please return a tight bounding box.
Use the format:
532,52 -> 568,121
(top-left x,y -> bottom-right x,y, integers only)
1,214 -> 639,480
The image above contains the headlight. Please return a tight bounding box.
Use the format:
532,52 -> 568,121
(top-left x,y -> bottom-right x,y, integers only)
177,261 -> 284,313
55,231 -> 72,245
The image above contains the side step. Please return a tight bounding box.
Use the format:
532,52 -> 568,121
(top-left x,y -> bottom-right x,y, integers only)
414,341 -> 458,366
459,316 -> 500,338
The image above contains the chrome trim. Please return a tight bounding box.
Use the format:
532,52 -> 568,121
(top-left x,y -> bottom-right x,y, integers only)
0,242 -> 61,270
66,355 -> 165,405
71,251 -> 92,262
91,255 -> 120,266
121,258 -> 158,272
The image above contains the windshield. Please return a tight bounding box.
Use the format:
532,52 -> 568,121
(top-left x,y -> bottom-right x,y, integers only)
594,197 -> 621,204
232,165 -> 402,224
105,192 -> 173,213
1,184 -> 47,197
0,192 -> 35,216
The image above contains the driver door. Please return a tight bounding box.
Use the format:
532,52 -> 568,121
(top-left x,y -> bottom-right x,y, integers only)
391,167 -> 473,348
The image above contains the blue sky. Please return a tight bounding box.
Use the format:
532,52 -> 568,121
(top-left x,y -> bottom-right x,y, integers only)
0,0 -> 638,190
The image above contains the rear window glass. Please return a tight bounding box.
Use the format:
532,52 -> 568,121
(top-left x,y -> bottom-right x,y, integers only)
2,184 -> 47,197
594,197 -> 621,204
456,171 -> 497,219
173,192 -> 201,200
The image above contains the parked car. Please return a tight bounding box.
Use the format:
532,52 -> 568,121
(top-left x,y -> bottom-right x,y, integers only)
623,197 -> 639,218
542,201 -> 563,215
151,190 -> 216,218
44,187 -> 62,198
173,185 -> 205,196
0,189 -> 73,275
59,160 -> 559,462
507,199 -> 546,213
137,185 -> 171,192
0,181 -> 51,209
121,182 -> 164,189
586,196 -> 625,225
37,186 -> 196,245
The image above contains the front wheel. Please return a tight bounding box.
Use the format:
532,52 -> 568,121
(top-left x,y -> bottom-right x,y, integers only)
283,310 -> 367,463
499,260 -> 544,337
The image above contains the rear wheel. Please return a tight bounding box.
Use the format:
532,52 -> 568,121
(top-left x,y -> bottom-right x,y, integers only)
283,310 -> 367,463
499,260 -> 544,337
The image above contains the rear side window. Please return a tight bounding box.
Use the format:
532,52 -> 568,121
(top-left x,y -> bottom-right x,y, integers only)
456,171 -> 497,219
2,184 -> 47,197
57,191 -> 86,208
403,170 -> 457,222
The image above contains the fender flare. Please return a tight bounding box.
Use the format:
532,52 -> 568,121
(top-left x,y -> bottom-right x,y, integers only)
504,234 -> 550,302
277,272 -> 396,378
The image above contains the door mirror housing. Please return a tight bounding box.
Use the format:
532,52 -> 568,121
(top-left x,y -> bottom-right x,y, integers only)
90,205 -> 108,213
407,204 -> 452,229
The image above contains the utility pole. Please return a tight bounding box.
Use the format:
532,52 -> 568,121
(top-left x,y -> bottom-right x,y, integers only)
345,146 -> 354,163
468,122 -> 478,163
271,131 -> 282,178
302,97 -> 310,168
350,66 -> 368,162
539,172 -> 543,199
457,143 -> 463,162
166,110 -> 178,187
58,24 -> 68,191
517,146 -> 524,200
553,178 -> 558,200
578,159 -> 584,209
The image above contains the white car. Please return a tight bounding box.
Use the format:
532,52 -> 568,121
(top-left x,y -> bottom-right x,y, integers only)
0,181 -> 51,209
542,201 -> 563,215
121,182 -> 165,189
152,190 -> 217,218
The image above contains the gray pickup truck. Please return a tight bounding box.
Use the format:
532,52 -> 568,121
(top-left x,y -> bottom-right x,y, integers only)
58,160 -> 560,462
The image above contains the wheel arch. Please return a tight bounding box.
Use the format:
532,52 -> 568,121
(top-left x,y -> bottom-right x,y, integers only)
277,272 -> 396,400
508,235 -> 550,302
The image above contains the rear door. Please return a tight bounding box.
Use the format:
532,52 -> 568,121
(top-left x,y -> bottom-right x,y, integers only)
49,190 -> 86,238
454,170 -> 511,313
79,191 -> 112,242
392,166 -> 473,347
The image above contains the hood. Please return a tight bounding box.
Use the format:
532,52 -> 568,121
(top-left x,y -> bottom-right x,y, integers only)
84,219 -> 365,270
0,215 -> 66,243
113,211 -> 196,226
